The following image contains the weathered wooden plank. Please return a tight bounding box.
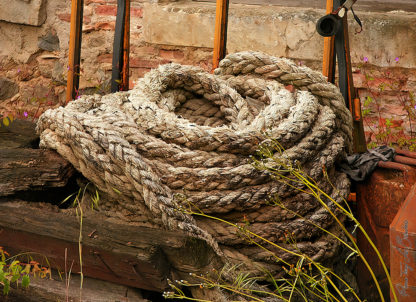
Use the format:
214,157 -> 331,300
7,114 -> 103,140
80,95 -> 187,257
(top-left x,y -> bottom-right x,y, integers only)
0,119 -> 38,149
0,202 -> 222,292
0,119 -> 76,196
0,148 -> 75,196
8,269 -> 149,302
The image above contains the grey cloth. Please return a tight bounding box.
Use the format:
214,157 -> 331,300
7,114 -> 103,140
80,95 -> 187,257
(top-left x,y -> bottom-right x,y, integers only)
339,146 -> 396,181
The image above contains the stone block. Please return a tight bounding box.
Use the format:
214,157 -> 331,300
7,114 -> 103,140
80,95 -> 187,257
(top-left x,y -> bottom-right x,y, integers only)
143,3 -> 214,49
0,77 -> 18,100
38,31 -> 60,52
142,2 -> 416,68
0,0 -> 47,26
142,3 -> 322,59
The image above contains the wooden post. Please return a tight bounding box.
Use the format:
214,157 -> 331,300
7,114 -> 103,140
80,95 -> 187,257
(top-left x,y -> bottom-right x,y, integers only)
212,0 -> 229,71
322,0 -> 335,83
120,0 -> 130,91
66,0 -> 84,104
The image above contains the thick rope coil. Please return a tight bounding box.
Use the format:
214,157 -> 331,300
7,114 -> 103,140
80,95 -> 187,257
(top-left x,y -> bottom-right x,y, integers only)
37,51 -> 352,276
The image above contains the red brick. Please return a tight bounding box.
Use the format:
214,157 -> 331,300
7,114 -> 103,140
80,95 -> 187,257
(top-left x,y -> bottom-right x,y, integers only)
83,16 -> 91,24
85,0 -> 107,4
131,7 -> 143,18
131,46 -> 158,56
57,13 -> 71,22
97,53 -> 112,64
159,49 -> 185,61
131,67 -> 151,79
57,13 -> 91,24
95,5 -> 117,16
130,58 -> 169,69
94,21 -> 115,31
198,60 -> 212,72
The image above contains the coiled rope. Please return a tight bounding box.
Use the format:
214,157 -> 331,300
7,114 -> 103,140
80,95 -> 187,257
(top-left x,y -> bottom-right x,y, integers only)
37,51 -> 352,274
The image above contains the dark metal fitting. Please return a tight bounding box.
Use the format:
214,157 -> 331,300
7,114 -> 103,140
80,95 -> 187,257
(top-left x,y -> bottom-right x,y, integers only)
316,14 -> 341,37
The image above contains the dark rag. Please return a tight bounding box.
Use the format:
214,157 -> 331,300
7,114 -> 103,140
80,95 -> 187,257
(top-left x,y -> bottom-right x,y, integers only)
338,146 -> 396,181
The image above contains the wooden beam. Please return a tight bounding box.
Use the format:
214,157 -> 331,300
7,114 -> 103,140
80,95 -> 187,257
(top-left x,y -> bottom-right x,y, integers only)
0,149 -> 75,197
66,0 -> 84,104
8,270 -> 148,302
0,202 -> 222,292
0,120 -> 75,197
0,119 -> 38,149
212,0 -> 229,71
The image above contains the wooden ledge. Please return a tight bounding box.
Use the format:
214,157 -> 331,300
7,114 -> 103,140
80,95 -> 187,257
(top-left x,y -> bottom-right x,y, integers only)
0,202 -> 222,292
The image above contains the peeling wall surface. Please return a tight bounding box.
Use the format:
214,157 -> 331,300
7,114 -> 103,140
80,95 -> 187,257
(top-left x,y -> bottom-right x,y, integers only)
0,0 -> 415,140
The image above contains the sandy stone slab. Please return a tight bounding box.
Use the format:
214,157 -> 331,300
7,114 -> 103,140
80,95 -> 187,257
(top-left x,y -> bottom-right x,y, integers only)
0,0 -> 46,26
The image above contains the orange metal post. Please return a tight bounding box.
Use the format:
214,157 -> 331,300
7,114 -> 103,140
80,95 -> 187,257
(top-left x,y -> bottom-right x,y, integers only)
322,0 -> 335,82
66,0 -> 84,103
121,0 -> 130,91
212,0 -> 229,71
353,97 -> 361,121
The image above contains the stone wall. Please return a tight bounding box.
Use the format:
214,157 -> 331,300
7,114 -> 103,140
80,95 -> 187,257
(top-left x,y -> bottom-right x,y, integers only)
0,0 -> 415,145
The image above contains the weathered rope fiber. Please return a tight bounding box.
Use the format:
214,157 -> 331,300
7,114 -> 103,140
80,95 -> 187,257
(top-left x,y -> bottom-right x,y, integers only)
37,51 -> 352,274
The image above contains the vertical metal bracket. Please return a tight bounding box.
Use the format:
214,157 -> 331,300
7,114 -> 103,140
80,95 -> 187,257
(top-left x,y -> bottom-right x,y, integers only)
112,0 -> 130,92
121,0 -> 130,91
322,0 -> 367,153
66,0 -> 131,99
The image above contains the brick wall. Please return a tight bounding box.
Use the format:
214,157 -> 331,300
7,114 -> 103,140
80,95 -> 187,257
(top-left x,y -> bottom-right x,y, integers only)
0,0 -> 415,147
